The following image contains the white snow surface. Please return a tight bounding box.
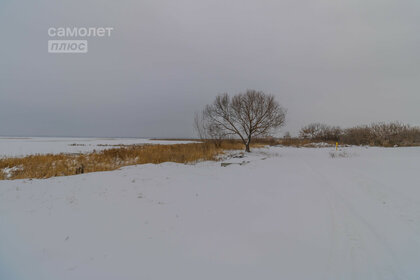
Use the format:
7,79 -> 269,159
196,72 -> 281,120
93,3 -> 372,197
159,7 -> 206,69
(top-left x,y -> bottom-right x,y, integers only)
1,146 -> 420,279
0,137 -> 194,157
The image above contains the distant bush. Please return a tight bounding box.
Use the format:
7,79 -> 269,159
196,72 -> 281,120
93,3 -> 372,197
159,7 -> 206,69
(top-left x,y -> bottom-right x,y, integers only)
341,122 -> 420,146
340,126 -> 372,146
299,122 -> 420,147
299,123 -> 342,141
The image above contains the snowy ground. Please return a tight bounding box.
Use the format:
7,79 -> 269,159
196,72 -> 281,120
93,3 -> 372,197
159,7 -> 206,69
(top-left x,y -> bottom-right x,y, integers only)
0,137 -> 194,157
1,146 -> 420,279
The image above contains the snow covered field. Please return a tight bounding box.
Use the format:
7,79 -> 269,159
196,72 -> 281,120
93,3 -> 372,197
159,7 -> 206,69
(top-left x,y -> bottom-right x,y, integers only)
0,137 -> 193,157
1,146 -> 420,279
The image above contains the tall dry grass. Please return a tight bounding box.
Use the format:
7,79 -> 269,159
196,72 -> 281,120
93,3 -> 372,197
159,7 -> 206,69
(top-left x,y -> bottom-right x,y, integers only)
0,141 -> 263,180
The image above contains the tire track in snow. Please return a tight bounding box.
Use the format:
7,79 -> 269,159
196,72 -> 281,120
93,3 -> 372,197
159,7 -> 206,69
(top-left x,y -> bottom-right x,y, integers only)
302,160 -> 405,280
348,169 -> 420,237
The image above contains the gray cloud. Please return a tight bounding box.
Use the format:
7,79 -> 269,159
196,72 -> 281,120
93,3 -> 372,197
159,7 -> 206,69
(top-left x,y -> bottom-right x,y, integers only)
1,0 -> 419,137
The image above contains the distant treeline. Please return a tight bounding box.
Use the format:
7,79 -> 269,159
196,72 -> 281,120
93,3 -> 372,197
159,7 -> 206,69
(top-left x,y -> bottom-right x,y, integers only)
297,122 -> 420,147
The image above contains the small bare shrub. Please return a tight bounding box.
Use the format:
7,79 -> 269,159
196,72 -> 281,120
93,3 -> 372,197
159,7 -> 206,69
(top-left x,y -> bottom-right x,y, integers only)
329,150 -> 350,158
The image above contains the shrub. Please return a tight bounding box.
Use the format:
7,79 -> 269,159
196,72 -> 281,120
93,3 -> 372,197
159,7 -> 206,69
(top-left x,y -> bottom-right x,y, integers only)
299,121 -> 420,147
341,122 -> 420,146
299,123 -> 342,141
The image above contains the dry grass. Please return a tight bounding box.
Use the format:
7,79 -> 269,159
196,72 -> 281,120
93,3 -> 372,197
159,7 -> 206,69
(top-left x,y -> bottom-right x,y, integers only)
0,141 -> 265,180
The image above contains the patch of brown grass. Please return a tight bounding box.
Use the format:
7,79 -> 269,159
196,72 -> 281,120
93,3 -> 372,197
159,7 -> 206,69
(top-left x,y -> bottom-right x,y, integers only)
0,141 -> 264,180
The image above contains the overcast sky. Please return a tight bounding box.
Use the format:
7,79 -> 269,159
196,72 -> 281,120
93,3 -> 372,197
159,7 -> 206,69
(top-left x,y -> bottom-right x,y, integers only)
0,0 -> 419,138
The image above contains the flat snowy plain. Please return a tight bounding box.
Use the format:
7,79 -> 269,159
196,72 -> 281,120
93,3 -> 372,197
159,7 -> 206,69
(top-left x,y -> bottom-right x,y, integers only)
0,137 -> 193,157
1,144 -> 420,279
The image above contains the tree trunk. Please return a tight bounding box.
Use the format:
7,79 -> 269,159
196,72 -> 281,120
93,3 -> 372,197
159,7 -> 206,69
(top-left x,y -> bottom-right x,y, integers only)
245,136 -> 251,152
245,143 -> 250,152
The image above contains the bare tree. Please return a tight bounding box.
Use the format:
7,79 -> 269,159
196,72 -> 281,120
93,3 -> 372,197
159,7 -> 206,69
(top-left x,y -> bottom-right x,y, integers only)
194,112 -> 228,147
198,90 -> 286,152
